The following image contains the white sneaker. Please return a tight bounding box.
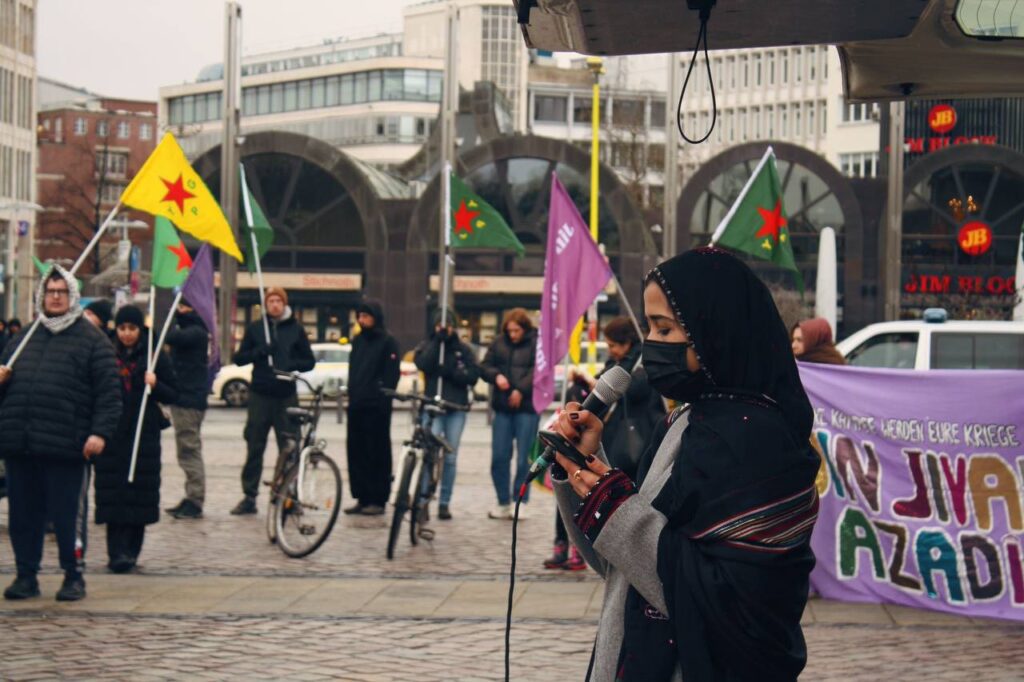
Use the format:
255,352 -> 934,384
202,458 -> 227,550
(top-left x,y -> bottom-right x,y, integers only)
488,504 -> 512,520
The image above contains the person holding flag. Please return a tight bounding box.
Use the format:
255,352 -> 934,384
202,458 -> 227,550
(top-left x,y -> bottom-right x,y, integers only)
0,267 -> 121,602
143,217 -> 211,521
92,305 -> 178,574
230,287 -> 315,516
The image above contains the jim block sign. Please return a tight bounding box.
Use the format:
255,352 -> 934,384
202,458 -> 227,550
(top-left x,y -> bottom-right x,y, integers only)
800,364 -> 1024,622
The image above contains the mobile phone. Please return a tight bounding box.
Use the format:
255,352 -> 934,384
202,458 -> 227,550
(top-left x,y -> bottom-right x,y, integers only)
537,429 -> 591,469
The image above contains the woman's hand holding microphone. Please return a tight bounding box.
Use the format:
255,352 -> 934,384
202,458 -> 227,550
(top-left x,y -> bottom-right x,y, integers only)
553,402 -> 611,497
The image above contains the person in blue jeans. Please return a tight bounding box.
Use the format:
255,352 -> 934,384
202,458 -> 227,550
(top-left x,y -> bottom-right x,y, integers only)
481,308 -> 540,519
413,309 -> 481,520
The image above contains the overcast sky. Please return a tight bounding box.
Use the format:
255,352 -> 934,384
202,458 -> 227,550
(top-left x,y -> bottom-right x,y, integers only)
37,0 -> 420,101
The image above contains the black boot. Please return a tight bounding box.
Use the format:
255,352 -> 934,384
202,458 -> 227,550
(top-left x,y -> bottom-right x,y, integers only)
230,497 -> 257,515
56,575 -> 86,602
3,575 -> 40,600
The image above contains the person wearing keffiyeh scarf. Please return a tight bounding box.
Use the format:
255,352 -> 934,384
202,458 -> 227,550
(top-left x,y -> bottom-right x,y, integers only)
0,268 -> 121,602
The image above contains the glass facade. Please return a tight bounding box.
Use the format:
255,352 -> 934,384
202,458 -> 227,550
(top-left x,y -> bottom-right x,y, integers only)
168,68 -> 443,125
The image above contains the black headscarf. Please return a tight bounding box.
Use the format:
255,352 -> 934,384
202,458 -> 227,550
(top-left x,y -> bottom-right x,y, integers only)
619,248 -> 820,681
645,247 -> 812,441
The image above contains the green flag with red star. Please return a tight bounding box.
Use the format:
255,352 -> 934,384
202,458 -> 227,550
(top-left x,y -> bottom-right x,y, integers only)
151,216 -> 192,288
449,172 -> 525,257
710,146 -> 803,290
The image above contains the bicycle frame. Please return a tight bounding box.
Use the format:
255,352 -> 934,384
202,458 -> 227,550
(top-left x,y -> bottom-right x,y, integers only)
277,372 -> 328,507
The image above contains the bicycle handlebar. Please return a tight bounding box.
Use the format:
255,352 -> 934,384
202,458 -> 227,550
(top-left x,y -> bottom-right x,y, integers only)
380,388 -> 471,413
273,369 -> 318,394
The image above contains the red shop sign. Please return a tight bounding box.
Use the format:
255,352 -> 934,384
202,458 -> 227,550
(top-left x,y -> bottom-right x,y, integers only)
958,221 -> 993,256
929,104 -> 957,134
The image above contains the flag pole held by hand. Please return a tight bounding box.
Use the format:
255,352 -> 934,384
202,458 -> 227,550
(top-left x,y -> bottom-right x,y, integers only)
3,202 -> 123,370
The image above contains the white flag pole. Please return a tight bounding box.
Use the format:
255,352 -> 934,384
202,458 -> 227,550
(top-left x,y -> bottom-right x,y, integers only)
240,163 -> 273,366
4,202 -> 123,369
709,146 -> 774,246
436,162 -> 454,400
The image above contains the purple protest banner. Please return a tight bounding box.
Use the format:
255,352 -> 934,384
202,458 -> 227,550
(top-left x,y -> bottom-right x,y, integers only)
533,175 -> 613,413
799,362 -> 1024,622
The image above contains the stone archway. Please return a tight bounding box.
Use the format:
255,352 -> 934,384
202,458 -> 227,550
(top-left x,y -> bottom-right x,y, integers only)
191,130 -> 392,280
677,141 -> 864,331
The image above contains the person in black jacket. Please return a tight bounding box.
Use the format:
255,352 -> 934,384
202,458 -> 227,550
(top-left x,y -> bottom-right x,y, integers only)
230,287 -> 315,515
413,308 -> 481,520
163,298 -> 210,520
345,298 -> 400,516
93,305 -> 178,573
0,267 -> 121,602
480,307 -> 541,520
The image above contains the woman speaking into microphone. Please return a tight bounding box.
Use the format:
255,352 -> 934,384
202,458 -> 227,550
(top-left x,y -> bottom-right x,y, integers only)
551,248 -> 820,681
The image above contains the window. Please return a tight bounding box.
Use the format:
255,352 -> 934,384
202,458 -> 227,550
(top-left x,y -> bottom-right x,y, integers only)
18,3 -> 33,55
284,81 -> 297,111
741,56 -> 749,88
766,105 -> 774,137
533,95 -> 567,122
96,119 -> 109,137
808,107 -> 815,137
573,97 -> 606,124
779,105 -> 788,136
74,117 -> 87,136
612,99 -> 644,127
847,333 -> 919,369
311,78 -> 326,108
139,123 -> 152,141
242,87 -> 257,115
932,333 -> 1024,370
838,152 -> 879,178
821,100 -> 828,134
257,85 -> 270,115
54,117 -> 62,142
297,79 -> 311,109
842,102 -> 880,123
767,53 -> 775,85
755,53 -> 762,86
649,100 -> 666,128
354,72 -> 368,103
738,108 -> 747,141
727,109 -> 735,142
794,106 -> 801,137
727,56 -> 736,88
325,75 -> 341,106
270,83 -> 284,113
96,151 -> 128,178
795,49 -> 802,82
117,121 -> 131,139
752,106 -> 761,138
100,182 -> 126,205
0,0 -> 14,48
781,51 -> 789,83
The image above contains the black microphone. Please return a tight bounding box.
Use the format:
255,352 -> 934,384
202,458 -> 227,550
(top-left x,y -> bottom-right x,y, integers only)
522,365 -> 632,487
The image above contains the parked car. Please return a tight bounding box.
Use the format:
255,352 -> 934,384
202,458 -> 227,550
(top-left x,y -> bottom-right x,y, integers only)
836,309 -> 1024,370
211,342 -> 351,407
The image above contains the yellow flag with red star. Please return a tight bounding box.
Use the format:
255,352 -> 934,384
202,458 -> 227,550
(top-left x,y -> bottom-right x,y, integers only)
121,133 -> 242,261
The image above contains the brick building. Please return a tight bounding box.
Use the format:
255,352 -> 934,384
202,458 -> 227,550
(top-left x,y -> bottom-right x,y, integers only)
36,80 -> 156,277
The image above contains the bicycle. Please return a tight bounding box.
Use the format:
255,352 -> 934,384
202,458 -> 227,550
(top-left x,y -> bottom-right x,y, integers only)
381,388 -> 470,560
264,370 -> 343,558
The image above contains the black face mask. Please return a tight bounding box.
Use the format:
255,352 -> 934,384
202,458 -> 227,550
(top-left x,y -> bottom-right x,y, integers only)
642,339 -> 707,403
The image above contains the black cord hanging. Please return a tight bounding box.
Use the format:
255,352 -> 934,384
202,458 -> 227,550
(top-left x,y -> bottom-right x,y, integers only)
677,3 -> 717,145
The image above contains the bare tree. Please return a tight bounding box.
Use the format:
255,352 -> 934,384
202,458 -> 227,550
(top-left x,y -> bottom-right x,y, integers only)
39,116 -> 119,274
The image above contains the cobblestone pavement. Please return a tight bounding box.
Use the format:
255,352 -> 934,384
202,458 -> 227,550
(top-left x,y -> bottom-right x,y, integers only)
2,612 -> 1023,681
2,407 -> 1023,680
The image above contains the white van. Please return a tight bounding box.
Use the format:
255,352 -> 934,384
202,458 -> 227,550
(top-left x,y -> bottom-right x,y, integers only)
836,309 -> 1024,370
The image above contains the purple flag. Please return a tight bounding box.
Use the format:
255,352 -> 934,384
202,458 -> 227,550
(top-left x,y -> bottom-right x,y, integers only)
180,244 -> 220,378
533,175 -> 613,413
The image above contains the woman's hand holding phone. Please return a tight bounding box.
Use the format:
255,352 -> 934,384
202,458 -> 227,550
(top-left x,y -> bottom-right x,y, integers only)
553,401 -> 610,496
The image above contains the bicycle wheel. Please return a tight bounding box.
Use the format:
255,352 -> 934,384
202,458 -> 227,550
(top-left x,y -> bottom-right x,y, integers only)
387,449 -> 417,560
266,494 -> 279,544
410,451 -> 439,546
275,451 -> 342,558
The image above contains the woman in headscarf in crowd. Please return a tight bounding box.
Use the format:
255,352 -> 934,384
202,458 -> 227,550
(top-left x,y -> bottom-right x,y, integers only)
551,248 -> 820,681
93,305 -> 178,573
791,317 -> 846,365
